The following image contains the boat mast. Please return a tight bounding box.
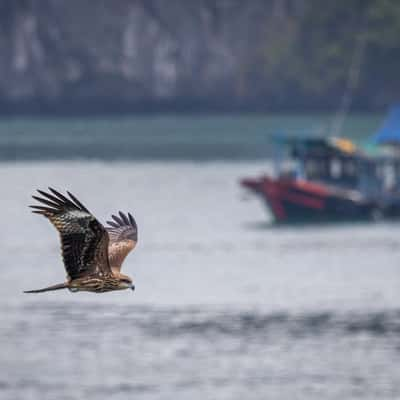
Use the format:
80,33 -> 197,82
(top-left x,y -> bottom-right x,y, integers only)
330,16 -> 368,137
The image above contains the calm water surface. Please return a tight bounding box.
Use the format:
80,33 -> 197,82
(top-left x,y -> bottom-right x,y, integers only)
0,115 -> 399,399
0,114 -> 382,161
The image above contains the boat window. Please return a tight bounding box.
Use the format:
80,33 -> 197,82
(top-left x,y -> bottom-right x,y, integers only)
343,160 -> 356,176
305,159 -> 328,180
383,163 -> 397,191
330,158 -> 342,178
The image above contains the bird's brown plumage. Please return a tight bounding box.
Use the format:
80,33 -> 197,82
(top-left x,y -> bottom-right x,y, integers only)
106,211 -> 138,275
25,188 -> 138,294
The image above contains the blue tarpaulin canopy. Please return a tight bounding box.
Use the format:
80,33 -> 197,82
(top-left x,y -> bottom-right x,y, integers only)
372,104 -> 400,145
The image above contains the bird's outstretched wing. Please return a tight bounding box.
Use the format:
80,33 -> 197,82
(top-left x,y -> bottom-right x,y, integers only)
30,188 -> 111,280
106,212 -> 138,273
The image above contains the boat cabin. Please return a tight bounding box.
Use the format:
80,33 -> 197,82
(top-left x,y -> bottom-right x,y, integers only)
275,136 -> 400,197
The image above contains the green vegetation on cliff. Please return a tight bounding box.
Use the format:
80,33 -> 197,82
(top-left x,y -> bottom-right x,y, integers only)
0,0 -> 399,113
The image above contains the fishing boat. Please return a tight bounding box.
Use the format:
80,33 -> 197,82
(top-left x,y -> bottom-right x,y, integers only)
241,134 -> 400,223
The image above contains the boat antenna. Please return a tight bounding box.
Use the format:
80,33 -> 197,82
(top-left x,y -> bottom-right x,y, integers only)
330,16 -> 368,137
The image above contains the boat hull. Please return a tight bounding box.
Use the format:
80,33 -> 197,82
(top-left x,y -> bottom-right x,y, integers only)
241,176 -> 376,223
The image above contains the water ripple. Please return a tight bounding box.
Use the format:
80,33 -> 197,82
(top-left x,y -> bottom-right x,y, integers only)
4,303 -> 400,339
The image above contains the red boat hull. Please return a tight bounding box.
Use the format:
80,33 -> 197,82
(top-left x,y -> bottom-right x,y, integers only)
241,176 -> 376,223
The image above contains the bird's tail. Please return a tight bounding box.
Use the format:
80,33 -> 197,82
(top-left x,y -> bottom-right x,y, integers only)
24,282 -> 68,293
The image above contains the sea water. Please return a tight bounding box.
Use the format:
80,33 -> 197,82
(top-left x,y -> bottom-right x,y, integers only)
0,115 -> 399,399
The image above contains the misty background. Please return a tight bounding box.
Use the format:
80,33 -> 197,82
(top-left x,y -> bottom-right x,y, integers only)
1,0 -> 399,115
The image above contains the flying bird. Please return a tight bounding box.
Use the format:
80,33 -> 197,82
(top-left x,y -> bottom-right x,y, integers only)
24,188 -> 138,294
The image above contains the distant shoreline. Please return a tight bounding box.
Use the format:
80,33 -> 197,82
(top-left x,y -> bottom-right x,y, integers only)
0,99 -> 386,118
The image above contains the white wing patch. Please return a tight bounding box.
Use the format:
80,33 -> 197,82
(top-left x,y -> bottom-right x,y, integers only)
67,210 -> 91,219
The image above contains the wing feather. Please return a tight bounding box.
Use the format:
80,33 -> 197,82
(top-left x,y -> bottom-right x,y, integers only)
30,188 -> 111,280
106,211 -> 138,272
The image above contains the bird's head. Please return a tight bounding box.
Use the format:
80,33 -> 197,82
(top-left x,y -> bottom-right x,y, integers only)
118,276 -> 135,291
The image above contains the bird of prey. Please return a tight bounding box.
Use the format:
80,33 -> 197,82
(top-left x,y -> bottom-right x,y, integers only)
24,188 -> 138,294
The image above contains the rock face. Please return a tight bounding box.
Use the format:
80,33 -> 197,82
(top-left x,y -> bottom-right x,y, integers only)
0,0 -> 396,113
